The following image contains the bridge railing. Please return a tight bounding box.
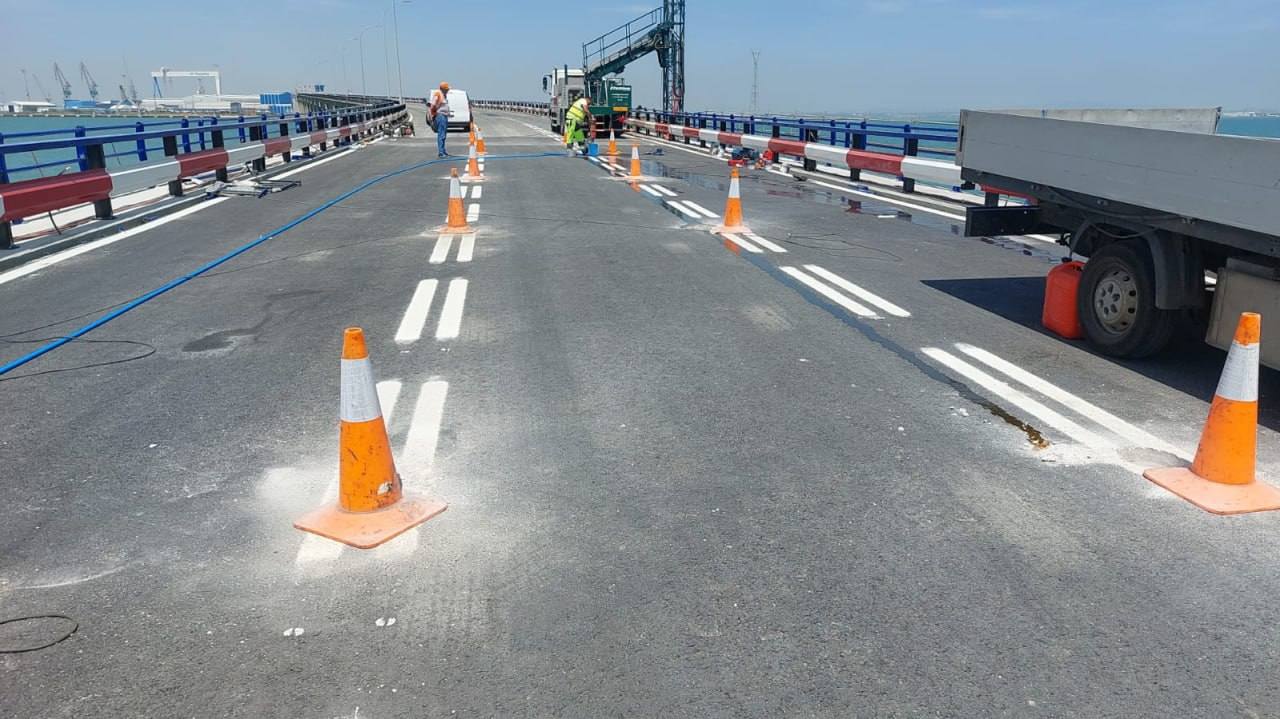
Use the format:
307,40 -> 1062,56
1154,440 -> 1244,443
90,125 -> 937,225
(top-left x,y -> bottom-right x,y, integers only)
0,98 -> 408,248
472,100 -> 549,116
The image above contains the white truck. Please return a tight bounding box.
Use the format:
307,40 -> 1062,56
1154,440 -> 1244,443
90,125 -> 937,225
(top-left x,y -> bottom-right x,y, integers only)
958,108 -> 1280,367
543,67 -> 586,136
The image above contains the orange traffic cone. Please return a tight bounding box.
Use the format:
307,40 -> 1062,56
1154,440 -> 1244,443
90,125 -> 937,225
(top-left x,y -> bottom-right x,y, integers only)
438,168 -> 473,232
714,167 -> 748,233
476,126 -> 487,155
629,143 -> 642,178
608,129 -> 618,157
468,124 -> 476,146
294,328 -> 447,548
1144,312 -> 1280,514
463,142 -> 484,181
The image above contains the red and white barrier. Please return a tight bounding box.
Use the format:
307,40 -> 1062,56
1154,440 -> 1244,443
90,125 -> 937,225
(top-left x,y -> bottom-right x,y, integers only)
0,112 -> 406,224
628,118 -> 964,190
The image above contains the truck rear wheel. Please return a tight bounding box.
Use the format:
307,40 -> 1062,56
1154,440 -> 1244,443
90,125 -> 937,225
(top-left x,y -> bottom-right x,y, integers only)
1077,240 -> 1176,358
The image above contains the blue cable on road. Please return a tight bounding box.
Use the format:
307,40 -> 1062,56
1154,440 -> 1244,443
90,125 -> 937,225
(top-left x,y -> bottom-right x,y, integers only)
0,151 -> 564,376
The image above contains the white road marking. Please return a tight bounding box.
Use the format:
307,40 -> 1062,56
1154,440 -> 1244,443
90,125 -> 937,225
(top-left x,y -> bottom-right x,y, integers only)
808,178 -> 966,222
429,235 -> 453,265
650,185 -> 678,197
456,233 -> 475,263
780,266 -> 877,317
665,200 -> 702,219
0,198 -> 229,286
922,347 -> 1111,448
394,280 -> 439,344
294,380 -> 402,568
953,343 -> 1187,458
435,278 -> 468,340
802,265 -> 911,317
682,200 -> 720,219
639,184 -> 664,197
470,185 -> 483,200
273,148 -> 361,180
742,231 -> 787,253
401,380 -> 449,475
719,233 -> 762,253
466,203 -> 480,222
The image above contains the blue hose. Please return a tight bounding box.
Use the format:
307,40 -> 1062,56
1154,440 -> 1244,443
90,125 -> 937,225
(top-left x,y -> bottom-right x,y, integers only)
0,151 -> 564,376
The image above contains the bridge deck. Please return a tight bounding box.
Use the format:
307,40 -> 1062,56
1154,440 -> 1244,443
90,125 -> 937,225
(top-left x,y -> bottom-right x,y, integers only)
3,109 -> 1278,717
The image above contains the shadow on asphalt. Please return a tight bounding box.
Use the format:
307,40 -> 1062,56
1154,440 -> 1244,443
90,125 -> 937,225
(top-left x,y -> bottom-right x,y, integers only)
924,275 -> 1280,432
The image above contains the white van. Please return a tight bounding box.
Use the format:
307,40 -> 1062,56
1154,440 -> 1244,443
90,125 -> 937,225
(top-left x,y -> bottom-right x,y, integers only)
446,89 -> 471,133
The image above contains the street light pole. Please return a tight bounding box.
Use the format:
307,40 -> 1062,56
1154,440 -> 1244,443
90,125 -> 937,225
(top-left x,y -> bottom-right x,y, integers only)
392,0 -> 408,101
355,23 -> 380,98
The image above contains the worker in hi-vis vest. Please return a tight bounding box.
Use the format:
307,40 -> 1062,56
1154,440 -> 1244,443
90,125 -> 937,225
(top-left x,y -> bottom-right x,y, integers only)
429,82 -> 452,158
563,96 -> 590,152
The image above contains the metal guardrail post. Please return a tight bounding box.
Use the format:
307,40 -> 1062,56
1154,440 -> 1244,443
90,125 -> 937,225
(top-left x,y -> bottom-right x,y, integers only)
718,119 -> 727,151
75,127 -> 88,172
0,131 -> 9,250
850,121 -> 867,181
249,120 -> 267,172
85,143 -> 113,220
302,113 -> 314,158
770,119 -> 781,165
237,115 -> 247,144
211,119 -> 229,182
162,132 -> 183,197
800,120 -> 818,171
181,118 -> 192,154
902,126 -> 919,193
279,119 -> 291,163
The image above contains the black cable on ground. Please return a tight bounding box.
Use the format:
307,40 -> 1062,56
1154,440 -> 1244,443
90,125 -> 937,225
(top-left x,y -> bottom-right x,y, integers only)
0,615 -> 78,653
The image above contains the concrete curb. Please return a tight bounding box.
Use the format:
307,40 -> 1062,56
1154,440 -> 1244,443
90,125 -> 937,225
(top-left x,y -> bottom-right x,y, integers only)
0,146 -> 356,274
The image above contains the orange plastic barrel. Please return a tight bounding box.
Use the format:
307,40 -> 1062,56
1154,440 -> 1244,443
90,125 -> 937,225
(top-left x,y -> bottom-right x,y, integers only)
1043,260 -> 1085,339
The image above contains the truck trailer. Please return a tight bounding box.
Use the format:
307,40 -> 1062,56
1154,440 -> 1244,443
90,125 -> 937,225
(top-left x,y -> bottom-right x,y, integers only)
959,108 -> 1280,368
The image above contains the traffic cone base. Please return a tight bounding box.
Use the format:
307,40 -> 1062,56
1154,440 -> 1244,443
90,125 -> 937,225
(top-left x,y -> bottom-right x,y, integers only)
1142,467 -> 1280,516
1143,312 -> 1275,514
294,495 -> 448,549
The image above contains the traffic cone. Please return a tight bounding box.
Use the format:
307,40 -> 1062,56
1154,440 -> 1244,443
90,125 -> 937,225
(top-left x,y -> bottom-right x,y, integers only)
468,124 -> 476,146
714,167 -> 748,233
629,143 -> 641,178
463,142 -> 484,181
438,168 -> 472,231
1144,312 -> 1280,514
476,126 -> 487,155
608,129 -> 618,157
294,328 -> 447,548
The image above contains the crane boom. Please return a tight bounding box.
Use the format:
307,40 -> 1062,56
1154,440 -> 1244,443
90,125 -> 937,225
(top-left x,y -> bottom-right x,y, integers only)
53,62 -> 73,100
80,61 -> 100,101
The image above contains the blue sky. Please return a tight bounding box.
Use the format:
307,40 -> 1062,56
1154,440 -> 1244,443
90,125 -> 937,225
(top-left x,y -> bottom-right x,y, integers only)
3,0 -> 1277,113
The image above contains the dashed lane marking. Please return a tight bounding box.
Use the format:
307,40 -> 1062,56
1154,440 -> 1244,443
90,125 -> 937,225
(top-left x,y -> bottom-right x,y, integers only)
395,280 -> 440,344
664,200 -> 702,219
435,278 -> 468,340
456,233 -> 475,263
802,265 -> 911,318
466,204 -> 480,223
470,185 -> 483,200
682,200 -> 720,219
720,233 -> 763,253
741,231 -> 787,253
807,178 -> 966,222
650,185 -> 678,197
429,236 -> 453,265
780,266 -> 877,318
400,380 -> 449,477
922,347 -> 1111,448
639,185 -> 664,197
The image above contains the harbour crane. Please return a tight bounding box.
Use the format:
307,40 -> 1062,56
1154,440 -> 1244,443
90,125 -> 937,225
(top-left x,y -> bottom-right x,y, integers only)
80,62 -> 100,101
53,62 -> 73,100
30,73 -> 53,102
581,0 -> 685,113
19,68 -> 31,99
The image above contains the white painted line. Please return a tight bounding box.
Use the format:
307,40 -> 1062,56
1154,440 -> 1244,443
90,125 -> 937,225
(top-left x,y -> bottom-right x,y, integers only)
742,231 -> 787,253
803,265 -> 911,317
401,380 -> 449,476
435,278 -> 468,340
922,347 -> 1112,448
808,178 -> 966,222
650,185 -> 678,197
394,279 -> 439,344
273,149 -> 357,180
781,266 -> 877,317
682,200 -> 720,219
0,198 -> 230,286
638,184 -> 664,197
466,203 -> 480,223
953,343 -> 1187,458
470,185 -> 483,200
720,233 -> 762,253
429,235 -> 453,265
456,233 -> 475,263
665,200 -> 702,219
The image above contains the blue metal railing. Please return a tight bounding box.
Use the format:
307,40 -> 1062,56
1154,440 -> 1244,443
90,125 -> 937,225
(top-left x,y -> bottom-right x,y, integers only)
634,108 -> 960,160
0,97 -> 402,183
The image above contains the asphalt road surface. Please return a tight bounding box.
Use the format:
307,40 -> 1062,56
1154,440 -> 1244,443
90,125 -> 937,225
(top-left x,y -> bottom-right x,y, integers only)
3,109 -> 1280,718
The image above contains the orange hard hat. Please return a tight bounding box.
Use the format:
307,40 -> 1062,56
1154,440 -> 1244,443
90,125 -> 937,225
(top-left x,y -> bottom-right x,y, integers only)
440,81 -> 450,91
